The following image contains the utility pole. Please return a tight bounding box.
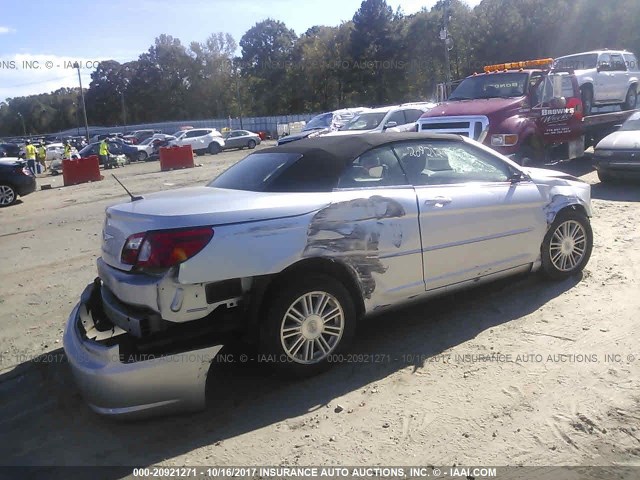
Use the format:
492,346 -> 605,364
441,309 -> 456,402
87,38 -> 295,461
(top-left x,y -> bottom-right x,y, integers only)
440,0 -> 452,98
73,62 -> 90,141
121,92 -> 127,134
235,68 -> 244,130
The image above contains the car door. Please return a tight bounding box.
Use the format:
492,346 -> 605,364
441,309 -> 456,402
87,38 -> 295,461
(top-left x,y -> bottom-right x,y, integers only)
226,131 -> 241,149
596,53 -> 615,102
609,53 -> 629,101
393,139 -> 547,291
332,145 -> 425,307
180,130 -> 201,148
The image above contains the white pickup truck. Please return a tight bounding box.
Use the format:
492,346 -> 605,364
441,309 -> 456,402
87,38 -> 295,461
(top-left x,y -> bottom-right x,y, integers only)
554,49 -> 639,115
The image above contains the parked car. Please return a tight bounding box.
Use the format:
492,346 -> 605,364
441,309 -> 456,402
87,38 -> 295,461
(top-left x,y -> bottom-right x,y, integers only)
277,108 -> 371,145
0,157 -> 36,207
554,49 -> 639,115
44,143 -> 66,161
328,105 -> 433,136
169,127 -> 225,154
64,132 -> 593,418
132,135 -> 176,161
222,130 -> 261,150
123,130 -> 160,145
0,143 -> 21,157
592,111 -> 640,182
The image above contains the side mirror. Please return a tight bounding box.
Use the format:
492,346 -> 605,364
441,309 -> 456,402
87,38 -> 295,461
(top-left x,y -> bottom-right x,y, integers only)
384,121 -> 398,130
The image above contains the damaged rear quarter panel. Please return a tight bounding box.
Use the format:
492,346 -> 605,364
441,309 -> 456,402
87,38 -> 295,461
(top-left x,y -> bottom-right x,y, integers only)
178,188 -> 425,314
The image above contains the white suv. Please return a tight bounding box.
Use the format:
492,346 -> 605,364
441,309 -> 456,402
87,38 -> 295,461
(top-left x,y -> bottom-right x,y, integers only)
554,50 -> 639,115
169,128 -> 225,154
327,104 -> 435,136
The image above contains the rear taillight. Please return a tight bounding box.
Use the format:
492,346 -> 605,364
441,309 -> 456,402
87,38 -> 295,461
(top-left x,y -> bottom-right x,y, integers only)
121,227 -> 214,269
17,166 -> 33,176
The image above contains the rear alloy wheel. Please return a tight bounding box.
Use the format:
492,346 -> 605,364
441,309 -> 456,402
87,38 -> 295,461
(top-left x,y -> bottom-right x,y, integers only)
247,140 -> 256,149
0,184 -> 16,207
260,274 -> 356,377
622,86 -> 638,111
137,151 -> 148,162
581,85 -> 593,116
541,210 -> 593,279
208,142 -> 222,155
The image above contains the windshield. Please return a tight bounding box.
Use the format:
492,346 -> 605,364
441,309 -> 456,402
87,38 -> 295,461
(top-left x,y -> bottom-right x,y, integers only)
139,138 -> 153,145
554,53 -> 598,71
304,113 -> 333,131
208,152 -> 301,191
449,73 -> 528,100
341,112 -> 387,131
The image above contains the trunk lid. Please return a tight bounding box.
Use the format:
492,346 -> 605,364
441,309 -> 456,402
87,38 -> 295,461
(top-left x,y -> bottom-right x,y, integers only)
101,186 -> 331,271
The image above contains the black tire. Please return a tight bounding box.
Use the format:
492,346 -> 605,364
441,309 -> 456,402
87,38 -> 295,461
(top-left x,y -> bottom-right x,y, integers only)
208,142 -> 222,155
137,151 -> 148,162
259,273 -> 357,378
247,140 -> 256,149
541,209 -> 593,280
622,86 -> 638,111
0,184 -> 17,207
514,143 -> 543,166
581,85 -> 593,116
597,170 -> 614,183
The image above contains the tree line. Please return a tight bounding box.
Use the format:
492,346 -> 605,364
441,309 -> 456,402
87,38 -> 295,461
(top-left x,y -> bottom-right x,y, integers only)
1,0 -> 639,136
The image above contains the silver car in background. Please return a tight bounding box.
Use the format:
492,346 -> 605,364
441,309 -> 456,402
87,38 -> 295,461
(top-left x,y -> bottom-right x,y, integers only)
222,130 -> 261,150
64,133 -> 593,418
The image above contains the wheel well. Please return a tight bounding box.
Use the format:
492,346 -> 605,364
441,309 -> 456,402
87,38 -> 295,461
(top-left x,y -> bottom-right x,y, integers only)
554,203 -> 588,220
248,257 -> 365,331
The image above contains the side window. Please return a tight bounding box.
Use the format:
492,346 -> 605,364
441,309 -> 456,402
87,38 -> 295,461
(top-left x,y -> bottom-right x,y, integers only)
529,73 -> 544,106
610,54 -> 626,71
336,146 -> 408,189
598,53 -> 611,70
392,141 -> 512,186
386,111 -> 406,127
403,109 -> 425,123
184,130 -> 199,138
623,54 -> 638,71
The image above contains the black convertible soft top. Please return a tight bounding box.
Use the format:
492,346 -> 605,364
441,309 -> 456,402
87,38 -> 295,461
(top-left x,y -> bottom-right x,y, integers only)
260,132 -> 462,167
210,132 -> 464,192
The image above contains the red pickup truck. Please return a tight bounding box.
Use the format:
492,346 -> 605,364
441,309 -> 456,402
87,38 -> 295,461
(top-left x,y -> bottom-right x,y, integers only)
417,59 -> 585,164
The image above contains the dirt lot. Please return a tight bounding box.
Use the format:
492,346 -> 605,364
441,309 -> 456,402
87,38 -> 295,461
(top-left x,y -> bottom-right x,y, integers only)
1,146 -> 639,469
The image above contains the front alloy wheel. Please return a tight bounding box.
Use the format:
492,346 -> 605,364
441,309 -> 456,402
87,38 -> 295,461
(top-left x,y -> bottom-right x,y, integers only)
261,274 -> 356,377
541,210 -> 593,279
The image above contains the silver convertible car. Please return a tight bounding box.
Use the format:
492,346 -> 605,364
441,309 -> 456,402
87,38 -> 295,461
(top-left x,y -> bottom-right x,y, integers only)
64,133 -> 593,418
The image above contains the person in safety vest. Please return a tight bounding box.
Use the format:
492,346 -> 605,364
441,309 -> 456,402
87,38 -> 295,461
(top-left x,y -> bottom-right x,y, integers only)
99,138 -> 111,168
25,140 -> 37,175
37,142 -> 47,172
63,140 -> 72,159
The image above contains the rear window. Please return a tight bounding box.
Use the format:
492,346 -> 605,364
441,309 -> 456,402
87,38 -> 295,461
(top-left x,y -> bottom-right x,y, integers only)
208,152 -> 302,191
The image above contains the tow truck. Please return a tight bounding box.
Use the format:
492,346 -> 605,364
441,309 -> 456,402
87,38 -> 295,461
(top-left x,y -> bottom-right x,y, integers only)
419,58 -> 639,163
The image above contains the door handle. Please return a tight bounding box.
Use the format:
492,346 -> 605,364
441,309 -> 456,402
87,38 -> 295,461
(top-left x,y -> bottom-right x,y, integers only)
424,196 -> 452,207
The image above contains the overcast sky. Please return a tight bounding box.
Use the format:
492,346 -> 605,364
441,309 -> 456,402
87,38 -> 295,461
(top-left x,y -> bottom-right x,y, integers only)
0,0 -> 482,101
